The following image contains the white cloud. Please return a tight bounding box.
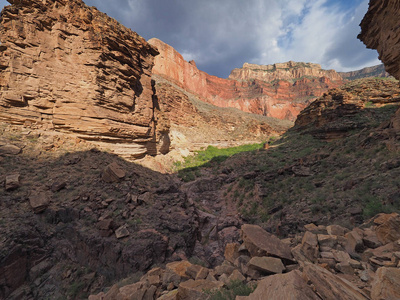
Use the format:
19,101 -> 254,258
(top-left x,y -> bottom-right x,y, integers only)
252,0 -> 379,71
6,0 -> 378,76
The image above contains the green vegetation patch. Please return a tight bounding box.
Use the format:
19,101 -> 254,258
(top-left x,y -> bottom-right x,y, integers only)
174,143 -> 265,181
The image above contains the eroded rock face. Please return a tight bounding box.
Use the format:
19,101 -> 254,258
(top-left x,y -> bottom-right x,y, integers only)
358,0 -> 400,80
294,79 -> 400,140
149,39 -> 344,121
359,0 -> 400,141
0,0 -> 164,158
229,61 -> 342,83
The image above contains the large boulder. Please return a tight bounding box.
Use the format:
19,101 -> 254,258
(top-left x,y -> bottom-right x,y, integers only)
302,263 -> 369,300
241,270 -> 319,300
240,224 -> 294,263
374,213 -> 400,244
371,267 -> 400,300
247,256 -> 285,275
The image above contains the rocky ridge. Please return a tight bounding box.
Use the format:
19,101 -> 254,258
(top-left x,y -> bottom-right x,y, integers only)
89,213 -> 400,300
149,38 -> 344,121
294,78 -> 400,140
339,64 -> 391,81
0,0 -> 166,159
229,61 -> 342,83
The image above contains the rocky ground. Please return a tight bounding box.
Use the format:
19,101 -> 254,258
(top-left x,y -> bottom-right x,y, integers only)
0,124 -> 199,299
175,78 -> 400,236
89,213 -> 400,300
1,78 -> 400,299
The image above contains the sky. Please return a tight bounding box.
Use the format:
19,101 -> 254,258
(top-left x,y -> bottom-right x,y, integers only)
0,0 -> 380,78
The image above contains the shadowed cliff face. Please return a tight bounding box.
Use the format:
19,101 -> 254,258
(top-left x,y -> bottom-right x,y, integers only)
0,0 -> 168,159
149,38 -> 344,121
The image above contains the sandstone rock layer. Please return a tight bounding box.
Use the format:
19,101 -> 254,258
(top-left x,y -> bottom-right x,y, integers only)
358,0 -> 400,80
0,0 -> 164,158
149,38 -> 344,121
294,79 -> 400,139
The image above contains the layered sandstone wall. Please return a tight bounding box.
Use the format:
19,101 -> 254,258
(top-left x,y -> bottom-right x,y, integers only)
229,61 -> 342,83
149,39 -> 344,121
0,0 -> 165,158
358,0 -> 400,80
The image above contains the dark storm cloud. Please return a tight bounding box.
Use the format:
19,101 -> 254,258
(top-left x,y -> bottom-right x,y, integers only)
85,0 -> 279,78
0,0 -> 380,77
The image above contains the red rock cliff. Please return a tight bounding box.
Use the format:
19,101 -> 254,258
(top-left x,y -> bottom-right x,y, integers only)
0,0 -> 166,158
149,38 -> 344,121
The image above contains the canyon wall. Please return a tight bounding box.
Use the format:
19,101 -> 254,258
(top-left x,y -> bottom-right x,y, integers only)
0,0 -> 166,158
229,61 -> 342,82
358,0 -> 400,137
358,0 -> 400,80
339,64 -> 390,80
149,38 -> 344,121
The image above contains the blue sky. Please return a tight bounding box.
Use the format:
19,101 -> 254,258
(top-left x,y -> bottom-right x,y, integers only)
0,0 -> 379,78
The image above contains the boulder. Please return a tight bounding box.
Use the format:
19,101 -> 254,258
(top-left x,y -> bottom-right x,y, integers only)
158,289 -> 178,300
374,213 -> 400,244
362,228 -> 381,249
166,261 -> 193,280
241,270 -> 320,300
371,267 -> 400,300
302,263 -> 369,300
29,192 -> 50,213
234,255 -> 251,275
102,162 -> 126,183
293,231 -> 319,263
224,243 -> 240,264
214,262 -> 236,277
327,224 -> 348,236
241,224 -> 294,263
51,180 -> 67,192
176,279 -> 223,300
5,173 -> 20,191
115,225 -> 130,239
248,256 -> 285,274
0,144 -> 21,155
228,269 -> 246,282
185,264 -> 208,280
317,234 -> 338,251
345,230 -> 364,254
